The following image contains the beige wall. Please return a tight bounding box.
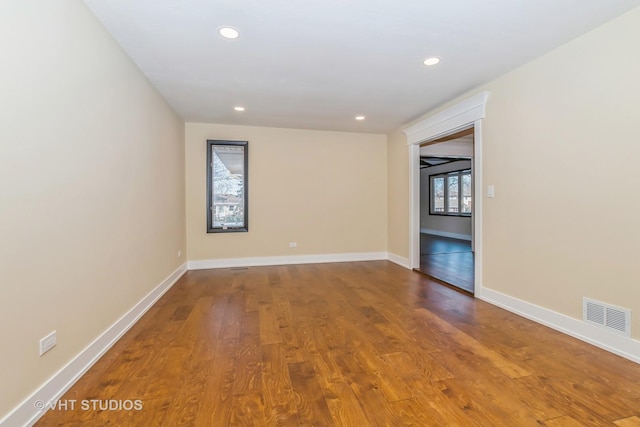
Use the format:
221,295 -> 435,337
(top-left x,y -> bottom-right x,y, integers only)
481,7 -> 640,335
0,1 -> 185,418
186,123 -> 387,260
386,130 -> 410,260
387,7 -> 640,337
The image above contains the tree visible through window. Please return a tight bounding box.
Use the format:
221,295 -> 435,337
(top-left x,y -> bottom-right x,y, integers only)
430,169 -> 471,216
206,140 -> 248,233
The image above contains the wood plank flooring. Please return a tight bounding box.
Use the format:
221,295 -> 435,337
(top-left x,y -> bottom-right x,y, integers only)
35,261 -> 640,426
420,233 -> 474,293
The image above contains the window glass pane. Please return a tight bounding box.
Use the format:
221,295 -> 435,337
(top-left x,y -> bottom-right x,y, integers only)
447,175 -> 458,213
433,177 -> 445,212
212,145 -> 245,228
462,173 -> 472,213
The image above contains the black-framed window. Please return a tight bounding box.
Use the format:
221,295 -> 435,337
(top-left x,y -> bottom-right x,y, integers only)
430,169 -> 471,216
206,140 -> 248,233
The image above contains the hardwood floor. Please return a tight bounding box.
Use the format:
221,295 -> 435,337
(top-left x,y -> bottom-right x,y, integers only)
36,261 -> 640,426
420,233 -> 474,293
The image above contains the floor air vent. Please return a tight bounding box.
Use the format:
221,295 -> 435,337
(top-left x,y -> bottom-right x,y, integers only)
583,298 -> 631,337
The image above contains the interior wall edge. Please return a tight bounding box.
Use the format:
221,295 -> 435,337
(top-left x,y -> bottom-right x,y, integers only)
387,253 -> 411,270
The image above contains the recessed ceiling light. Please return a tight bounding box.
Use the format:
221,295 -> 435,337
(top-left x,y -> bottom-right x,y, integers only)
355,115 -> 366,121
423,57 -> 441,66
234,106 -> 245,112
219,27 -> 239,39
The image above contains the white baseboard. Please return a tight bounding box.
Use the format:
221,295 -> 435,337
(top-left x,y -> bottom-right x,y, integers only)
188,252 -> 388,270
478,287 -> 640,364
387,253 -> 411,269
420,228 -> 472,241
1,263 -> 188,427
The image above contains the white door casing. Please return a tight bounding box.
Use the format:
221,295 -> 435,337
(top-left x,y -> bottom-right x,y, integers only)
402,92 -> 489,296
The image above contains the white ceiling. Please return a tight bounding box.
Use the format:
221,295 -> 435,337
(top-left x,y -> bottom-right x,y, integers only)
83,0 -> 638,134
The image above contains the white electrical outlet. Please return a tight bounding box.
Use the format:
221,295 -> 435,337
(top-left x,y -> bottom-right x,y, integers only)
178,249 -> 182,258
39,331 -> 57,356
289,242 -> 297,248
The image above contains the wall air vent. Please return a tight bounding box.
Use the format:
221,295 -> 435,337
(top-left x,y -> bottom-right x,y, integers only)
583,298 -> 631,338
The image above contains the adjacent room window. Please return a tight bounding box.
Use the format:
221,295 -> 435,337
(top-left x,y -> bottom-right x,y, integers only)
430,169 -> 471,216
206,140 -> 248,233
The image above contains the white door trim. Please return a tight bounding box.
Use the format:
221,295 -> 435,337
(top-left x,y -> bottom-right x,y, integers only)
403,91 -> 489,296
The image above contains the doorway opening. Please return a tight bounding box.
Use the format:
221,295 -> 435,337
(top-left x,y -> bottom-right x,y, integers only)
418,127 -> 474,294
403,91 -> 488,298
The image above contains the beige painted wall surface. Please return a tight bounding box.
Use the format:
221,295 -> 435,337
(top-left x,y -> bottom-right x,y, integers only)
388,7 -> 640,338
481,7 -> 640,336
0,1 -> 185,418
386,130 -> 410,260
186,123 -> 387,260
